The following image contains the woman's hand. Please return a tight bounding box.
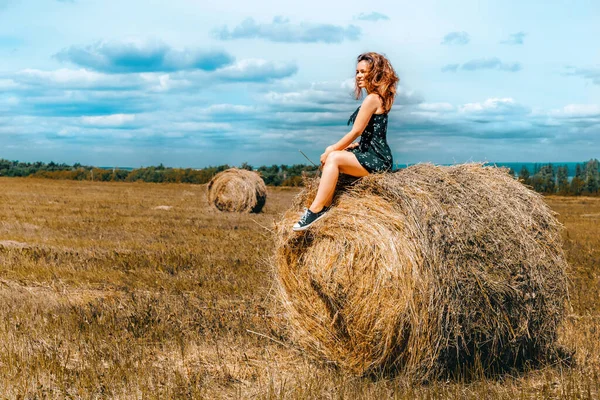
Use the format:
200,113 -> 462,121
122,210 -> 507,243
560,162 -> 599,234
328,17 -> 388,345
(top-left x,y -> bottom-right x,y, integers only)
320,146 -> 335,168
344,142 -> 359,150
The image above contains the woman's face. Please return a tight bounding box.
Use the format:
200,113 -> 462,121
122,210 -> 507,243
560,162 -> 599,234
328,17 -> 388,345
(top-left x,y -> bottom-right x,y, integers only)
356,60 -> 370,89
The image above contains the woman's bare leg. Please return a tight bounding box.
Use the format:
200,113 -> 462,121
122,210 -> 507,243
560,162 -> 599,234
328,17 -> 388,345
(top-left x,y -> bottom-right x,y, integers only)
309,151 -> 369,212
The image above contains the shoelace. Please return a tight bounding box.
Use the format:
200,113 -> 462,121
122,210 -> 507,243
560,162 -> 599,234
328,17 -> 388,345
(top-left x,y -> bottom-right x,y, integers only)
299,210 -> 311,225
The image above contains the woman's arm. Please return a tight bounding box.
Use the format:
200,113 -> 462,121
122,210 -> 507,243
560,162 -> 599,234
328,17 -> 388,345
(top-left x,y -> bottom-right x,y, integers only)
331,94 -> 380,151
320,94 -> 381,165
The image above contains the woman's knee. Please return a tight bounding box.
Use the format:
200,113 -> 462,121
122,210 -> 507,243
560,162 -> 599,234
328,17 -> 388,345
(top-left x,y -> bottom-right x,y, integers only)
326,151 -> 344,166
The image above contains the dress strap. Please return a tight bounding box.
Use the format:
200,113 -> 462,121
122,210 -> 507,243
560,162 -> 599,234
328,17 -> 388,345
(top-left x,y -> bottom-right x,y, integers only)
347,106 -> 361,126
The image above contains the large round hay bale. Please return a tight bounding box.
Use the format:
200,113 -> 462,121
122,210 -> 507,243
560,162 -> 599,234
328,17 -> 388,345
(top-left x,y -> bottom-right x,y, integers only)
274,163 -> 568,380
207,168 -> 267,213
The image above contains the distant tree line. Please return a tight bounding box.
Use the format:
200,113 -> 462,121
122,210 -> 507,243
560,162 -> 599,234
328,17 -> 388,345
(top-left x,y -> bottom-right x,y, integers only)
252,163 -> 320,186
511,159 -> 599,196
0,159 -> 318,186
1,158 -> 598,195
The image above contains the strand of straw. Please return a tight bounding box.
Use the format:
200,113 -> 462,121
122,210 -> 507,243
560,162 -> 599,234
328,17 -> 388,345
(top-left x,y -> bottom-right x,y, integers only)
299,150 -> 318,167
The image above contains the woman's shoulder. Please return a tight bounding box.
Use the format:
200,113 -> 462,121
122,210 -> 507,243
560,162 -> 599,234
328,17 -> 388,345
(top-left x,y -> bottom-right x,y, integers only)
362,93 -> 383,107
361,93 -> 385,114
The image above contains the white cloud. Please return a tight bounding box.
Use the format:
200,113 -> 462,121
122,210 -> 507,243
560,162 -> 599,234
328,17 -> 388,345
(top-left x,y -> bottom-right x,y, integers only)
441,31 -> 470,45
6,59 -> 297,96
0,78 -> 20,89
458,98 -> 529,115
81,114 -> 136,126
214,16 -> 360,43
172,121 -> 232,131
13,68 -> 146,90
213,59 -> 298,82
443,58 -> 522,73
355,12 -> 390,22
418,102 -> 454,111
201,104 -> 256,115
264,87 -> 351,110
55,40 -> 235,73
563,66 -> 600,85
263,81 -> 421,112
548,104 -> 600,118
500,32 -> 526,45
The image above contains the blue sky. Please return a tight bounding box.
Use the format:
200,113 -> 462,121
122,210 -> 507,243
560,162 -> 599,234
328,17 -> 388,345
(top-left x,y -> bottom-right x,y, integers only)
1,0 -> 599,167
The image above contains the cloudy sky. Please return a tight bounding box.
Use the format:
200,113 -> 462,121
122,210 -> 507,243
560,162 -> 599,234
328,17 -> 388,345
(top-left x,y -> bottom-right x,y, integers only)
1,0 -> 599,168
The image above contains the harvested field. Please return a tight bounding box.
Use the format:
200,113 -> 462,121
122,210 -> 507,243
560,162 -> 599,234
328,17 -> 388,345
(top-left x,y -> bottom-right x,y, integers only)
0,177 -> 598,398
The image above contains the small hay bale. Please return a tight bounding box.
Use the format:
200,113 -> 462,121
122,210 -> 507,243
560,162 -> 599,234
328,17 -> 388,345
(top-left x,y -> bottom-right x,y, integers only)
207,168 -> 267,213
274,163 -> 569,380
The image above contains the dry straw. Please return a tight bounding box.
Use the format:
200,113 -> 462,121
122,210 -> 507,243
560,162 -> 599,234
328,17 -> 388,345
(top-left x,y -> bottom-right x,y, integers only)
207,168 -> 267,213
274,163 -> 569,380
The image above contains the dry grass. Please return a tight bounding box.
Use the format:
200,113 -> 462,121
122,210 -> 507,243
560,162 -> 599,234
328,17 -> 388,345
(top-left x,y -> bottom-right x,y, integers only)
208,168 -> 267,213
0,177 -> 598,399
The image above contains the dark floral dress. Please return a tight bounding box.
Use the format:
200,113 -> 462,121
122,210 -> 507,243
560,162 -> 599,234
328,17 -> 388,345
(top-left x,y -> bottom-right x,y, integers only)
346,106 -> 393,173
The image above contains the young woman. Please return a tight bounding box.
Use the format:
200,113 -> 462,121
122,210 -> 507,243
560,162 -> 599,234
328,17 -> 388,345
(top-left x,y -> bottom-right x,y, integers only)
293,52 -> 399,231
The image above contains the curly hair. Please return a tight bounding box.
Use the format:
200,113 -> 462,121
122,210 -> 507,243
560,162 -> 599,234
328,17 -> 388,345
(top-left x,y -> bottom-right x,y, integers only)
354,52 -> 399,113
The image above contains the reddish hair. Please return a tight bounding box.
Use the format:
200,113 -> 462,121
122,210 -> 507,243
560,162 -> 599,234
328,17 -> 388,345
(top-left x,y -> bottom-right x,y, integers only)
354,52 -> 399,113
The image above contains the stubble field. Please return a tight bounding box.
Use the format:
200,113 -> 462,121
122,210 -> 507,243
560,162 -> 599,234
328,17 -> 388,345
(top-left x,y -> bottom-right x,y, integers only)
0,177 -> 598,399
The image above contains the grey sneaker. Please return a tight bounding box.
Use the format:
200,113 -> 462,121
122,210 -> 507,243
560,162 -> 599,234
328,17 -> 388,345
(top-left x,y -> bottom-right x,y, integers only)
292,206 -> 330,231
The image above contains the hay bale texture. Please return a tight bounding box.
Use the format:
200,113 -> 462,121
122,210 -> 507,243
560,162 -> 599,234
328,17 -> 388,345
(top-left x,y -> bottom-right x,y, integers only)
274,163 -> 569,380
207,168 -> 267,213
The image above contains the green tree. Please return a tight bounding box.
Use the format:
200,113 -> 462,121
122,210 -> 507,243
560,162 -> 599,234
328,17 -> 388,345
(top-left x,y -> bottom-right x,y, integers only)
556,165 -> 569,195
531,164 -> 555,194
112,169 -> 129,181
541,163 -> 556,194
584,159 -> 599,195
239,162 -> 253,171
518,165 -> 530,184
